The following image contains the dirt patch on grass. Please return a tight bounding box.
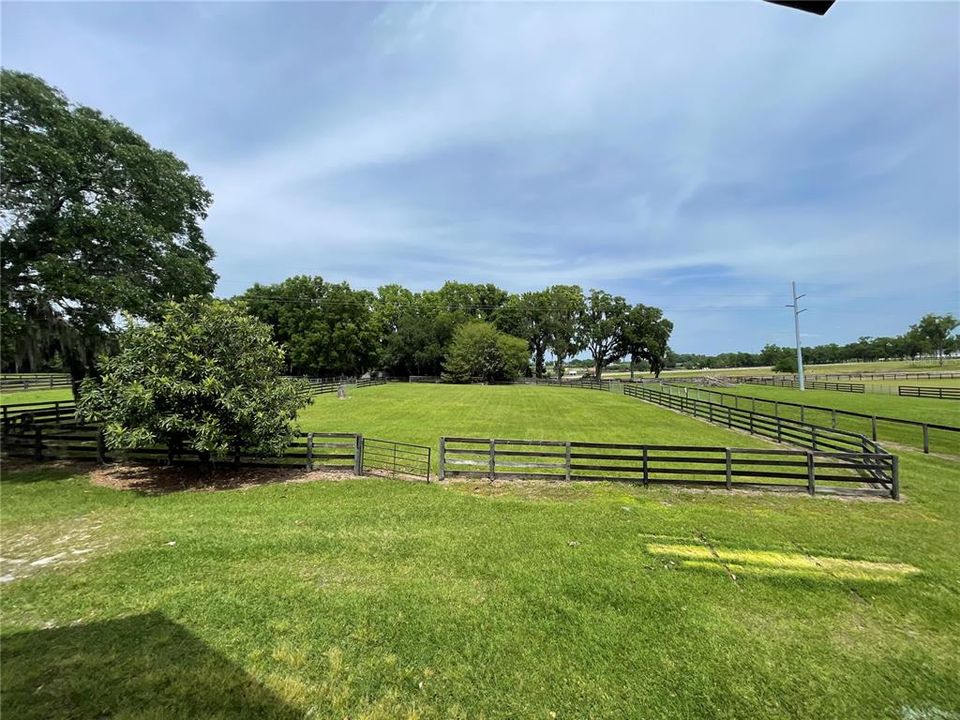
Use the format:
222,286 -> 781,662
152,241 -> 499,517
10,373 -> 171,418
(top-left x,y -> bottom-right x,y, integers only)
1,514 -> 113,583
89,463 -> 358,495
445,477 -> 597,501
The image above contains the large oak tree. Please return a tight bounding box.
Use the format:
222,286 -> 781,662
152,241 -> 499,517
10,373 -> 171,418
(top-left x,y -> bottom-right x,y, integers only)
1,70 -> 216,389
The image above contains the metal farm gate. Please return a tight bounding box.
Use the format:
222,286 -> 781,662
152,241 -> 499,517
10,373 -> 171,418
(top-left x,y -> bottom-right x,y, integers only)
361,437 -> 432,482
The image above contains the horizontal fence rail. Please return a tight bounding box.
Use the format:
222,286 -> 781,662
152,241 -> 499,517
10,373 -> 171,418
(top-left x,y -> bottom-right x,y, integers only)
624,383 -> 881,455
1,373 -> 73,391
735,377 -> 865,393
2,425 -> 363,471
2,399 -> 78,430
898,386 -> 960,400
660,382 -> 959,455
805,370 -> 960,381
438,437 -> 897,499
361,437 -> 431,481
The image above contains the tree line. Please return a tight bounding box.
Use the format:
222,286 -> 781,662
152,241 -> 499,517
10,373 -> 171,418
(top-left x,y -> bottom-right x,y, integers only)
235,277 -> 674,383
664,313 -> 959,372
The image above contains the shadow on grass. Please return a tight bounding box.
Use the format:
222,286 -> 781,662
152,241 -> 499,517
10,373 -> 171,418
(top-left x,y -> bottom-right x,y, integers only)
0,460 -> 91,484
1,612 -> 302,719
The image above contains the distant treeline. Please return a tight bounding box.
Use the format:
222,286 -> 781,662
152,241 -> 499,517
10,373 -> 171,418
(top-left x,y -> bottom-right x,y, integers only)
661,313 -> 959,372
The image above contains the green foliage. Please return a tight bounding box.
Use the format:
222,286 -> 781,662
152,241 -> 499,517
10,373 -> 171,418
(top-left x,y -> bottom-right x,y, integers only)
621,304 -> 674,378
1,70 -> 216,380
909,313 -> 959,366
578,289 -> 629,381
544,285 -> 586,380
77,299 -> 310,460
238,276 -> 378,376
773,353 -> 798,373
442,322 -> 529,383
494,291 -> 551,378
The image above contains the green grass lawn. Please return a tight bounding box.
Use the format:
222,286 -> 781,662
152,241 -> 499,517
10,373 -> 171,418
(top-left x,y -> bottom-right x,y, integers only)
0,387 -> 74,405
670,383 -> 960,455
3,384 -> 960,718
2,450 -> 958,718
297,384 -> 774,453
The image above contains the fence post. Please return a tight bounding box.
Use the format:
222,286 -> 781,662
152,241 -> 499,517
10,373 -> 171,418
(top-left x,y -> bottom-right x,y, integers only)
831,409 -> 837,429
34,426 -> 43,461
354,435 -> 363,476
565,442 -> 572,481
774,401 -> 779,419
749,414 -> 754,435
871,416 -> 877,441
489,440 -> 496,482
806,451 -> 815,496
708,404 -> 714,423
922,424 -> 929,454
726,407 -> 732,428
642,446 -> 649,486
96,428 -> 107,464
439,438 -> 446,481
891,456 -> 900,500
752,398 -> 756,413
306,433 -> 314,471
725,449 -> 732,490
776,417 -> 782,443
800,406 -> 805,424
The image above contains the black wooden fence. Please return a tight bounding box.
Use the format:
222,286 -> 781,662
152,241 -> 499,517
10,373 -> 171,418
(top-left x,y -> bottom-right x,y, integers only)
2,424 -> 364,471
735,377 -> 865,393
898,386 -> 960,400
806,371 -> 960,381
2,399 -> 77,430
0,373 -> 72,392
438,436 -> 897,498
624,383 -> 887,455
660,382 -> 959,454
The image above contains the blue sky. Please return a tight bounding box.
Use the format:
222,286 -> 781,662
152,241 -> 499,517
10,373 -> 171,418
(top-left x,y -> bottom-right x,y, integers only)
3,1 -> 958,354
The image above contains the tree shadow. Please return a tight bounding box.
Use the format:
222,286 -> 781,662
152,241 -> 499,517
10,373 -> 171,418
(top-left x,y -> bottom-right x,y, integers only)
1,612 -> 303,719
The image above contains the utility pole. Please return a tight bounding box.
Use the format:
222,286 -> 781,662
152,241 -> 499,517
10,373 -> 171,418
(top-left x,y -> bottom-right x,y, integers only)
787,282 -> 807,391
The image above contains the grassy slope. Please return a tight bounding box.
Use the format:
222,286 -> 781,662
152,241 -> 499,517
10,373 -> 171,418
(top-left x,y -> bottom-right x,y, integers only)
669,383 -> 960,454
2,449 -> 958,718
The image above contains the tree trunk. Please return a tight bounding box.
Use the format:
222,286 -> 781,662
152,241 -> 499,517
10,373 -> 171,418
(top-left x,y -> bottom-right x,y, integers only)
594,357 -> 603,383
630,356 -> 635,380
534,344 -> 546,379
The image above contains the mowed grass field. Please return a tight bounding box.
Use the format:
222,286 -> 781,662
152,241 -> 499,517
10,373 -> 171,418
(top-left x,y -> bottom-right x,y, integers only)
2,384 -> 960,718
670,383 -> 960,455
297,384 -> 774,452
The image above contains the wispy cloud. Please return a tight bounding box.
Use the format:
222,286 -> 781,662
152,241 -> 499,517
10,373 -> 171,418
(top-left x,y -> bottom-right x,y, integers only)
2,1 -> 957,352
